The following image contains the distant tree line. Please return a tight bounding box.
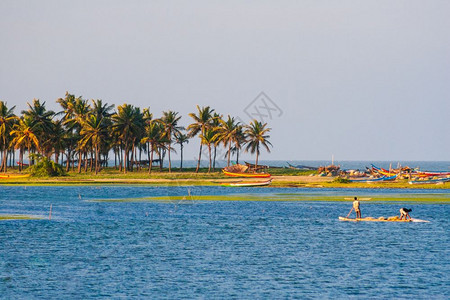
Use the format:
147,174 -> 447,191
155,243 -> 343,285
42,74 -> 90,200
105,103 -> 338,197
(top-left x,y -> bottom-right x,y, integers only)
0,92 -> 272,174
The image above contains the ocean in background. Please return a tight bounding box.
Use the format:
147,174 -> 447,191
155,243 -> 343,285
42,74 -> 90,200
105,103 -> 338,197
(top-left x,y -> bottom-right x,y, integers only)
132,159 -> 450,171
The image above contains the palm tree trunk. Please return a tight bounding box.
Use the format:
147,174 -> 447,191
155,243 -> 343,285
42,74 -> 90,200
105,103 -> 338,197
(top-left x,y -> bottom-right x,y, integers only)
227,142 -> 232,167
255,150 -> 259,172
168,144 -> 172,173
195,143 -> 203,173
19,149 -> 23,172
213,145 -> 217,171
149,146 -> 154,174
78,152 -> 82,173
95,146 -> 99,174
180,144 -> 183,171
123,144 -> 127,174
208,145 -> 212,173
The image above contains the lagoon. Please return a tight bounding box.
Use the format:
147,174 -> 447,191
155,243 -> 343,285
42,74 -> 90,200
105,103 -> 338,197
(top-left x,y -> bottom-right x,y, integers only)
1,186 -> 449,298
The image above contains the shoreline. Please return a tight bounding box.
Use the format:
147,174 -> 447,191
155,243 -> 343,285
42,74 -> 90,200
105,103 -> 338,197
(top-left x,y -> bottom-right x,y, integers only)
0,174 -> 449,189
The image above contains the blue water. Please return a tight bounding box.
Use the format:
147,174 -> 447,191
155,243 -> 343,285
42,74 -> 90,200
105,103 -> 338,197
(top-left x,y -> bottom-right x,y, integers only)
1,186 -> 449,299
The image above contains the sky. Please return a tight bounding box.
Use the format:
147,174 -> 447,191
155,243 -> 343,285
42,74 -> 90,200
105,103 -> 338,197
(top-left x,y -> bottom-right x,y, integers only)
1,0 -> 449,162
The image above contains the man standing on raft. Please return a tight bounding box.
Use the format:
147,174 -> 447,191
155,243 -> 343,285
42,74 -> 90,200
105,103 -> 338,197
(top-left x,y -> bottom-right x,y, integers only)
353,197 -> 361,219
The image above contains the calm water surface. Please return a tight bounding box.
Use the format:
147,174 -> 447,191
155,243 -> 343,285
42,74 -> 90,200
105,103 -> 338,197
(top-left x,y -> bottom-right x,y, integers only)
1,186 -> 449,299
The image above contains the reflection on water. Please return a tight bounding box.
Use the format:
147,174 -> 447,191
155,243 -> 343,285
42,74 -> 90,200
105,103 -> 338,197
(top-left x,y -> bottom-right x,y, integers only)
0,186 -> 449,298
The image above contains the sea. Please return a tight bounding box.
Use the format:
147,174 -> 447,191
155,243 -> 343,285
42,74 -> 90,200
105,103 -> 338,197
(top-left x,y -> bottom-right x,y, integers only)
1,183 -> 449,298
115,159 -> 450,172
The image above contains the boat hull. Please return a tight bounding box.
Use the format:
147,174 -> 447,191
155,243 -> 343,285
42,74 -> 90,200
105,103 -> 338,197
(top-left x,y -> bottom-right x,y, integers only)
222,170 -> 271,178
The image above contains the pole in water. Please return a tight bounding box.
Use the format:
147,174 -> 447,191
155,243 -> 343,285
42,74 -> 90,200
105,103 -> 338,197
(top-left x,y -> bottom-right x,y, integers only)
49,204 -> 52,220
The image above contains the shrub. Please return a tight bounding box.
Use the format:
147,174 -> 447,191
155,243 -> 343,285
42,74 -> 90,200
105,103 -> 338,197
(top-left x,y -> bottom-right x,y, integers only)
333,177 -> 350,183
28,154 -> 66,177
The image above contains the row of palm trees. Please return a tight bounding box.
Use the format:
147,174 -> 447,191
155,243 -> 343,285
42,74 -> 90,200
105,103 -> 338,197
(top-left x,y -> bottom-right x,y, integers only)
0,92 -> 272,174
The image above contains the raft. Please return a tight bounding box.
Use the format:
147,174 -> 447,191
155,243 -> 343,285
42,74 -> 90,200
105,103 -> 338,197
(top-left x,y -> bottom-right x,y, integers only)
339,216 -> 429,223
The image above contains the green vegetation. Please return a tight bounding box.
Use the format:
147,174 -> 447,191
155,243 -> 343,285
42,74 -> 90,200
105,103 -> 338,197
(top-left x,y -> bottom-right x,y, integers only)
27,154 -> 66,177
0,214 -> 43,220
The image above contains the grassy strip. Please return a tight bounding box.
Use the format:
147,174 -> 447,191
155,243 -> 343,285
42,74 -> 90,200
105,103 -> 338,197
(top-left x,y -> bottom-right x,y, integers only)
0,214 -> 43,220
1,167 -> 449,189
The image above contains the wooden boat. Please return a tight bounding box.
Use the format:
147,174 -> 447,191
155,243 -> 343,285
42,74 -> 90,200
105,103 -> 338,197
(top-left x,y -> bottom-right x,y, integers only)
222,170 -> 271,178
286,162 -> 318,170
339,216 -> 429,223
221,179 -> 272,187
349,174 -> 397,183
408,177 -> 450,185
0,174 -> 31,179
222,164 -> 271,178
415,170 -> 450,176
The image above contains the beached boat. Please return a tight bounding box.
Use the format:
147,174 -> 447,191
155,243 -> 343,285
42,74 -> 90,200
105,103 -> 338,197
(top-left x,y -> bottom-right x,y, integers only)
415,170 -> 450,176
349,174 -> 397,183
222,170 -> 271,178
222,164 -> 271,178
339,216 -> 429,223
221,179 -> 272,187
408,177 -> 450,185
0,174 -> 31,179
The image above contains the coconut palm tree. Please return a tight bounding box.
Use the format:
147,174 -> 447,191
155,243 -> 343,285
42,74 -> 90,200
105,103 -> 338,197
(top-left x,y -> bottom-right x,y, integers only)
199,127 -> 220,173
22,99 -> 55,157
10,117 -> 40,170
244,120 -> 272,170
112,104 -> 144,173
210,113 -> 222,171
0,101 -> 18,172
141,121 -> 162,174
187,105 -> 215,173
158,111 -> 182,173
218,115 -> 241,167
174,132 -> 189,171
79,114 -> 109,174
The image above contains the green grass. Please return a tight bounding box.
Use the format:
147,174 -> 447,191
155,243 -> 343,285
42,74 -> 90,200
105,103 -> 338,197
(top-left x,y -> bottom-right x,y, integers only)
0,214 -> 44,220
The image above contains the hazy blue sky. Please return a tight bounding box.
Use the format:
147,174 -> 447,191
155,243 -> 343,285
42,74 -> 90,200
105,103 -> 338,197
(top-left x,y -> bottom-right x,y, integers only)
1,1 -> 449,161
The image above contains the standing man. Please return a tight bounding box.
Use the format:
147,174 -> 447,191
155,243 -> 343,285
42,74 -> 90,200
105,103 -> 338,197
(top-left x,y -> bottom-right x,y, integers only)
353,197 -> 361,219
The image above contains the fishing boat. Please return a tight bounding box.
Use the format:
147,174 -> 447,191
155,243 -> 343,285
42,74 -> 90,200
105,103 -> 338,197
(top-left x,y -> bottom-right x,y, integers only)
222,164 -> 271,178
338,216 -> 429,223
0,174 -> 31,179
408,177 -> 450,185
415,170 -> 450,176
349,174 -> 397,182
221,179 -> 272,187
222,170 -> 271,178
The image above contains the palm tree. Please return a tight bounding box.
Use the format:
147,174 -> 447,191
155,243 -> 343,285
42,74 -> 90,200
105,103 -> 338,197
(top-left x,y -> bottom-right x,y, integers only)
141,121 -> 162,174
218,115 -> 241,167
22,99 -> 55,157
244,120 -> 272,170
211,113 -> 222,171
199,128 -> 220,173
10,117 -> 40,170
187,105 -> 215,173
174,132 -> 189,171
79,114 -> 108,174
0,101 -> 18,172
112,104 -> 144,173
158,111 -> 182,173
91,99 -> 114,120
